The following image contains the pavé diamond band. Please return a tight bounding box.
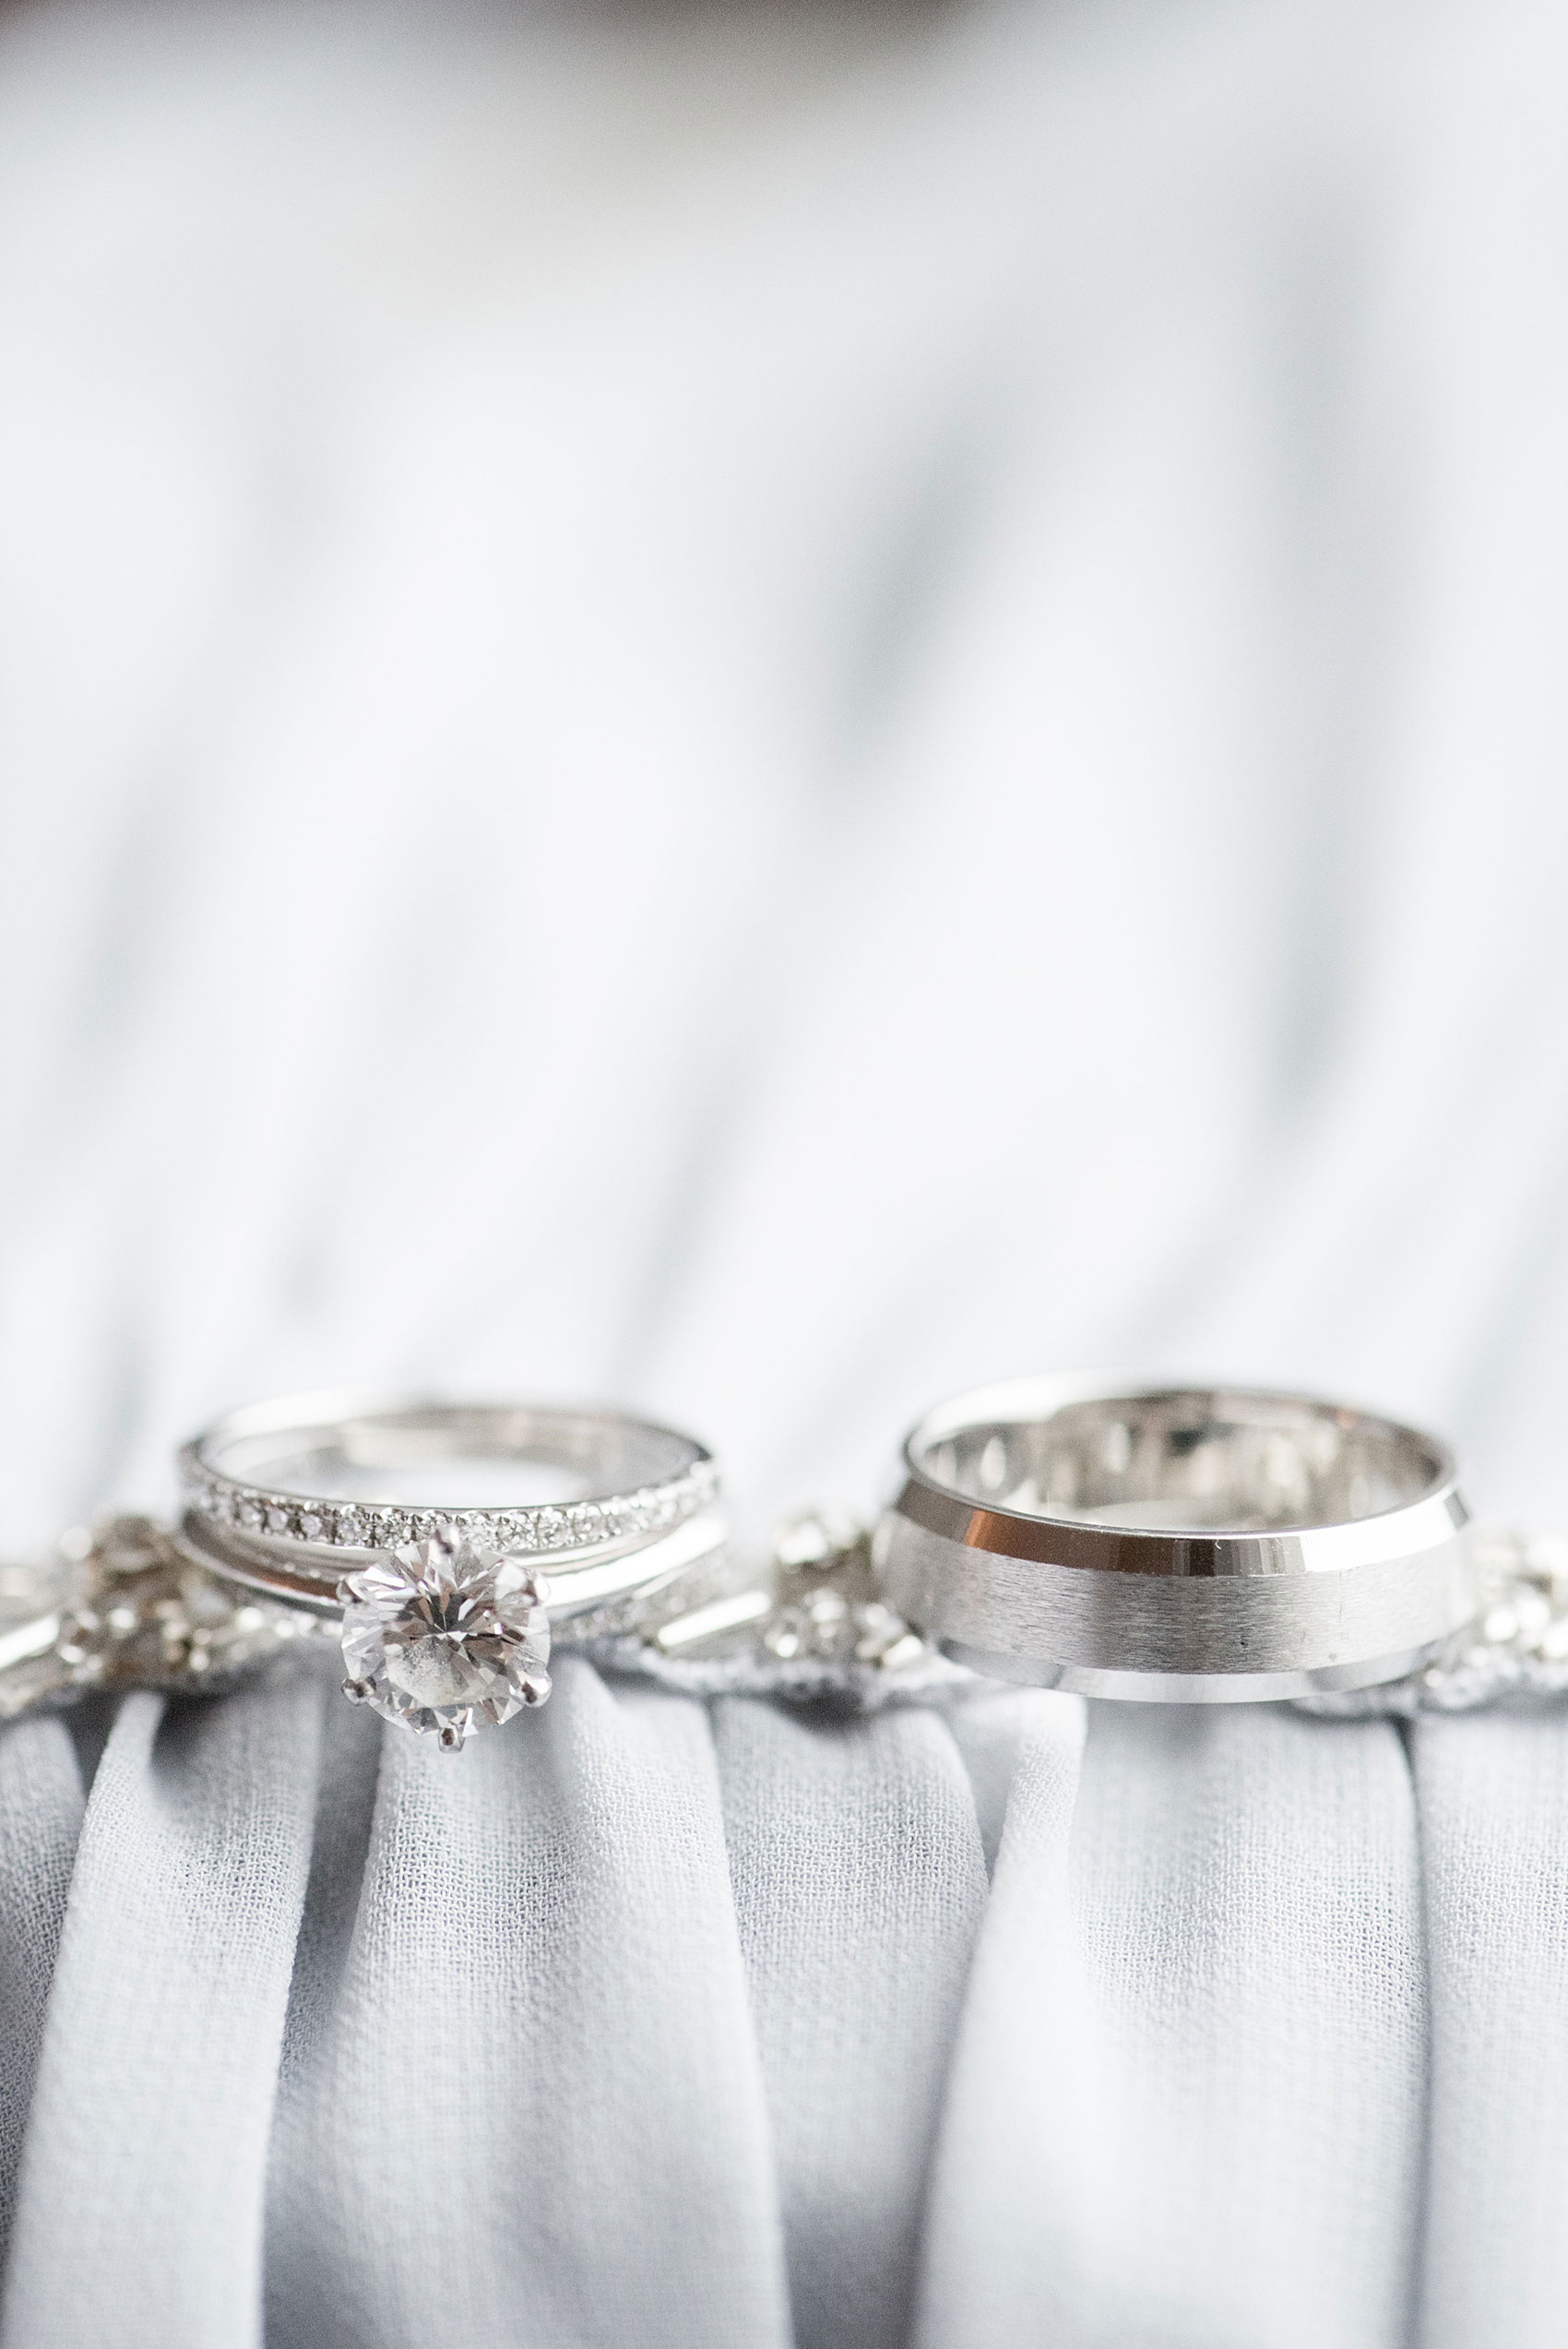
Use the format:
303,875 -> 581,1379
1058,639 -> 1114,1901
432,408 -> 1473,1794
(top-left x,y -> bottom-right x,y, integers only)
177,1393 -> 731,1746
179,1393 -> 718,1571
874,1374 -> 1479,1701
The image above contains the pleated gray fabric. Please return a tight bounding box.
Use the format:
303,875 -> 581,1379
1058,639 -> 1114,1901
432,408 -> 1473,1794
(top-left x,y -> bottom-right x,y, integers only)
3,1681 -> 321,2348
1412,1711 -> 1568,2349
0,1663 -> 1564,2349
0,1717 -> 83,2271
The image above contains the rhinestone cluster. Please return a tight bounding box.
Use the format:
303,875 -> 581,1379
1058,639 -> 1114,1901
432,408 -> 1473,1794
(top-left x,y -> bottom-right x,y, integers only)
180,1461 -> 719,1556
761,1508 -> 928,1672
0,1514 -> 325,1722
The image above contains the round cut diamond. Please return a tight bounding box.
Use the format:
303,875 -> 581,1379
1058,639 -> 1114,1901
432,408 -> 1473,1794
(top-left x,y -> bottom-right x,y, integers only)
339,1533 -> 551,1745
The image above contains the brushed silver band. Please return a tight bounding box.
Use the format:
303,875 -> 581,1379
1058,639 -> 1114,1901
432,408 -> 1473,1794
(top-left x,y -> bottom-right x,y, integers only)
874,1374 -> 1479,1700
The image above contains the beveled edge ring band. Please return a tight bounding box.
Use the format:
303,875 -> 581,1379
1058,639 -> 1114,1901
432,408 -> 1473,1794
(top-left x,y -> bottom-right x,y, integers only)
873,1372 -> 1479,1701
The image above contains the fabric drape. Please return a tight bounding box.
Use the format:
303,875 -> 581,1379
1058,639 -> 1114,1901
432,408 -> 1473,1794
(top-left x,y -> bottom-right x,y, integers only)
1,1666 -> 1564,2349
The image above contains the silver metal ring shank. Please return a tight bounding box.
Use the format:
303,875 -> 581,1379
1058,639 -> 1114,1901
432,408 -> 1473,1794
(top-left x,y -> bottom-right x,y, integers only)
175,1501 -> 732,1632
179,1391 -> 718,1571
875,1375 -> 1478,1700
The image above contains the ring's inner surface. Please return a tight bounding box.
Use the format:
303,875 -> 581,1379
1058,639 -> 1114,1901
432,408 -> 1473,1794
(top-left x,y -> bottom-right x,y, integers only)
208,1404 -> 702,1508
918,1390 -> 1443,1533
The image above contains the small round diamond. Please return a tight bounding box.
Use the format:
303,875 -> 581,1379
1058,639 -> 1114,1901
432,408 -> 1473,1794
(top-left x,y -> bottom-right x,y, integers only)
534,1508 -> 567,1549
334,1509 -> 366,1547
265,1505 -> 292,1536
299,1512 -> 324,1542
339,1534 -> 552,1743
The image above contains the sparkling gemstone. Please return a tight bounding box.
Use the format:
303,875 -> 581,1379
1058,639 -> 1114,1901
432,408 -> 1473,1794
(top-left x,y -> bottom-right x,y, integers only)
534,1508 -> 567,1549
299,1512 -> 324,1542
335,1509 -> 366,1547
339,1534 -> 552,1743
265,1505 -> 292,1536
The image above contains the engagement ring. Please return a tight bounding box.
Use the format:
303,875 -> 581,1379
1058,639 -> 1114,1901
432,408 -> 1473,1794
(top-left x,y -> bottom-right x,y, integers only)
177,1393 -> 728,1746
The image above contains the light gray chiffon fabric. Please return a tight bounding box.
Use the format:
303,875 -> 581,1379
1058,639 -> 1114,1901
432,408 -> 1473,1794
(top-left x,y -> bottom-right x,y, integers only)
3,0 -> 1568,2339
3,1671 -> 1568,2348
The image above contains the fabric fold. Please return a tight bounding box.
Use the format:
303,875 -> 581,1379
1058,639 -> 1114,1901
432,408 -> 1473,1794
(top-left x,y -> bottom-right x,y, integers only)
264,1657 -> 790,2349
1,1670 -> 325,2349
917,1699 -> 1426,2349
0,1712 -> 84,2265
1411,1707 -> 1568,2349
714,1696 -> 989,2349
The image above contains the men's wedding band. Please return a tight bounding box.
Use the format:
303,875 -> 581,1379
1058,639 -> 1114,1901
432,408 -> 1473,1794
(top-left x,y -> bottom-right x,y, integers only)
176,1392 -> 728,1743
874,1375 -> 1479,1701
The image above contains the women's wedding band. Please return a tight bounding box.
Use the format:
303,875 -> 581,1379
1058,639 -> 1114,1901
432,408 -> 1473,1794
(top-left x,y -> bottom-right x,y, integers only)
874,1374 -> 1479,1701
179,1392 -> 718,1583
176,1393 -> 728,1744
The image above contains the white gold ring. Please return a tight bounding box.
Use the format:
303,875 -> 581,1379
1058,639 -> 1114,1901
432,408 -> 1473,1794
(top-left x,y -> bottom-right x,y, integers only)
176,1392 -> 729,1746
874,1373 -> 1479,1701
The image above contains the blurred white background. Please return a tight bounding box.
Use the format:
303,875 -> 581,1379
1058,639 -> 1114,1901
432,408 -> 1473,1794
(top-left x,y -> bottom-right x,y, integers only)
2,0 -> 1564,1553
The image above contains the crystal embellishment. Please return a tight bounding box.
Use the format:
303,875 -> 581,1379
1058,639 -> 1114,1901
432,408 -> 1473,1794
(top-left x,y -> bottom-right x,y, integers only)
339,1532 -> 552,1747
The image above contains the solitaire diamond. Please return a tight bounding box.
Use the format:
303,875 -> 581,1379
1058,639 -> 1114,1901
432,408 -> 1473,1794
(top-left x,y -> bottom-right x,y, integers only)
339,1533 -> 552,1747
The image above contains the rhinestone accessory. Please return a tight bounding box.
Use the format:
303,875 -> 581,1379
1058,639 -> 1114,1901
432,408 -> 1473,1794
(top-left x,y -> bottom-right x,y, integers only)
760,1508 -> 930,1670
339,1532 -> 552,1748
0,1513 -> 325,1722
12,1500 -> 1568,1745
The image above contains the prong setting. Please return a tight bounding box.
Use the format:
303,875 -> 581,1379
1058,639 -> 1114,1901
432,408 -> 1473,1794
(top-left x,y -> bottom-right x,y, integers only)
338,1532 -> 552,1744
